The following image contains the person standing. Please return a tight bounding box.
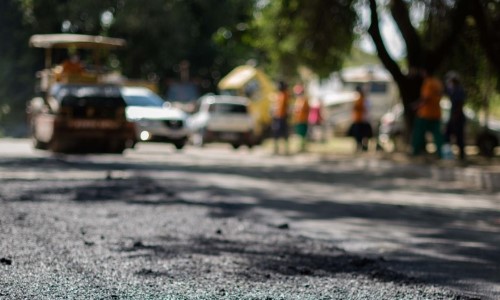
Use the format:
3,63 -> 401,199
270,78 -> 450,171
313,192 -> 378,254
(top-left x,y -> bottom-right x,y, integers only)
349,86 -> 372,152
308,97 -> 325,143
444,74 -> 466,160
292,84 -> 310,152
62,54 -> 84,75
55,54 -> 84,82
411,72 -> 444,158
272,81 -> 290,155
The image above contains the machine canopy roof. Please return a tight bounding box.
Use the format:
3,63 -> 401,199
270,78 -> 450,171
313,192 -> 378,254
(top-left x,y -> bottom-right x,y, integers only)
29,34 -> 126,49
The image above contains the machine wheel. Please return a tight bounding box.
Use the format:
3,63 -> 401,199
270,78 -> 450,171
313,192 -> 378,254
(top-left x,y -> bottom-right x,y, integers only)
193,129 -> 205,147
32,136 -> 48,150
31,127 -> 48,150
477,131 -> 498,157
107,140 -> 126,154
174,142 -> 185,150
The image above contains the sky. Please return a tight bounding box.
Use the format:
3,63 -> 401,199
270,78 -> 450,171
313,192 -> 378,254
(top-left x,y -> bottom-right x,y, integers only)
357,3 -> 406,59
359,18 -> 405,59
255,0 -> 408,60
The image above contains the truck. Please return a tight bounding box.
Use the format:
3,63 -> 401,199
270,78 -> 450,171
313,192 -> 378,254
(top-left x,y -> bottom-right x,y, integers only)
27,34 -> 137,153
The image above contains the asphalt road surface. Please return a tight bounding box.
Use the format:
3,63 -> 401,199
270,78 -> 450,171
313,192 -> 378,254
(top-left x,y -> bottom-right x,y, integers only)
1,139 -> 499,299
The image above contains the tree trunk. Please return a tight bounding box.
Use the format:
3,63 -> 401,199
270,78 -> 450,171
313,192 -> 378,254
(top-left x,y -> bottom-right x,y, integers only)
397,74 -> 423,140
367,0 -> 469,142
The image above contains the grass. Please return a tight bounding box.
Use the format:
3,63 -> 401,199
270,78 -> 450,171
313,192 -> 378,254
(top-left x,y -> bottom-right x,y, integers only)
262,135 -> 357,156
489,94 -> 500,119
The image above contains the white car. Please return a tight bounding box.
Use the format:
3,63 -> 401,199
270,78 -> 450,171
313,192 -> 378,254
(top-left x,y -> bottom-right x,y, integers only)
121,87 -> 189,149
188,95 -> 255,149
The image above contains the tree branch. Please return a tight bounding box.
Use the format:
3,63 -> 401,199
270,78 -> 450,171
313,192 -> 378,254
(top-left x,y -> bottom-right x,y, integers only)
390,0 -> 422,67
367,0 -> 404,83
426,0 -> 470,74
471,0 -> 500,75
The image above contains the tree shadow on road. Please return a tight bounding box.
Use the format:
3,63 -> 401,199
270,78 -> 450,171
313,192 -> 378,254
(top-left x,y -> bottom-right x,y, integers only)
1,155 -> 499,296
121,233 -> 413,285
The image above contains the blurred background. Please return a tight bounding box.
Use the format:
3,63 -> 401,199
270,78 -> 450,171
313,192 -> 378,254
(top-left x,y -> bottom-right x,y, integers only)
1,0 -> 499,156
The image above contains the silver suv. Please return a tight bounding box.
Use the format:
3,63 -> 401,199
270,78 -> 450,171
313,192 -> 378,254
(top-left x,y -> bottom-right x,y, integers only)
122,87 -> 189,150
187,95 -> 255,149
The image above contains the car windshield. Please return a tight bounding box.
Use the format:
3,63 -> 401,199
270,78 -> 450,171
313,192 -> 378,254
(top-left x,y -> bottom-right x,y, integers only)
122,92 -> 165,107
344,82 -> 388,94
209,103 -> 247,114
52,84 -> 122,100
61,95 -> 125,108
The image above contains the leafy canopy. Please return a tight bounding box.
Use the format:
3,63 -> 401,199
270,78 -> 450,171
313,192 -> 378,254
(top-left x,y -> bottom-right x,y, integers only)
252,0 -> 357,78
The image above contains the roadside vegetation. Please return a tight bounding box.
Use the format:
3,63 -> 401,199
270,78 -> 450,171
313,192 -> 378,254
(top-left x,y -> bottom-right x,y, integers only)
1,0 -> 499,137
492,95 -> 500,119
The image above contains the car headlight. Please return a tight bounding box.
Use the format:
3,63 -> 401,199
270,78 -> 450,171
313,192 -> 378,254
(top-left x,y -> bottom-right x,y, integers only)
140,131 -> 151,141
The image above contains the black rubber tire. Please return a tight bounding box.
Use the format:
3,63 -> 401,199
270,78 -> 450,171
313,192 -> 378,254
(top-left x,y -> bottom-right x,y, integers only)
477,131 -> 498,157
174,142 -> 185,150
33,137 -> 48,150
193,129 -> 205,147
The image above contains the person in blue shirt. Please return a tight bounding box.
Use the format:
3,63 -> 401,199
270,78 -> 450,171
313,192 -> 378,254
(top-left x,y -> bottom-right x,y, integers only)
444,74 -> 466,160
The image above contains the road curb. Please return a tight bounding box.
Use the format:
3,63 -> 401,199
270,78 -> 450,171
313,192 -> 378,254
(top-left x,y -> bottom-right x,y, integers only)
386,159 -> 500,193
308,151 -> 500,193
449,167 -> 500,192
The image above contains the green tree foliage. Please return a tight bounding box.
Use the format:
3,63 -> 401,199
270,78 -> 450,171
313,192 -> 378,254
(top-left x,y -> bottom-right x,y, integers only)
109,0 -> 256,92
442,18 -> 496,112
0,0 -> 36,125
252,0 -> 357,79
469,0 -> 500,118
472,0 -> 500,82
18,0 -> 117,34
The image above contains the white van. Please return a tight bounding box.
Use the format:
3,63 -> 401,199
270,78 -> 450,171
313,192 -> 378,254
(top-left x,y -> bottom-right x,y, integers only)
340,65 -> 399,125
321,65 -> 399,136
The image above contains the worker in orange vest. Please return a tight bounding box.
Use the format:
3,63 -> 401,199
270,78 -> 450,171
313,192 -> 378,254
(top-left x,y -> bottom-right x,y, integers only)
411,71 -> 444,158
292,84 -> 310,152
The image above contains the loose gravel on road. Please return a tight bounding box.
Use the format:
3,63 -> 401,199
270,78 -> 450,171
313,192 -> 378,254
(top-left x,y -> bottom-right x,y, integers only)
1,140 -> 498,299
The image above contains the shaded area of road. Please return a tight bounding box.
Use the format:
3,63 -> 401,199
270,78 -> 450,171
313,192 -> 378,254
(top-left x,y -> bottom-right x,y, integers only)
1,148 -> 499,298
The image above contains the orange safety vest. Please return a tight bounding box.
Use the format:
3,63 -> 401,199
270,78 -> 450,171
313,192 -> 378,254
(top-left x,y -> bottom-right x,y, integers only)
418,77 -> 443,120
273,91 -> 289,119
62,60 -> 84,74
293,96 -> 310,124
352,93 -> 367,123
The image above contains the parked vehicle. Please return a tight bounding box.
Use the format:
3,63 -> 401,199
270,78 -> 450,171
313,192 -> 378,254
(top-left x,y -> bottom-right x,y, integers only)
28,84 -> 136,153
378,101 -> 500,156
321,65 -> 399,137
218,65 -> 275,144
377,103 -> 406,151
187,95 -> 255,149
27,34 -> 136,154
121,87 -> 189,149
340,65 -> 399,126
